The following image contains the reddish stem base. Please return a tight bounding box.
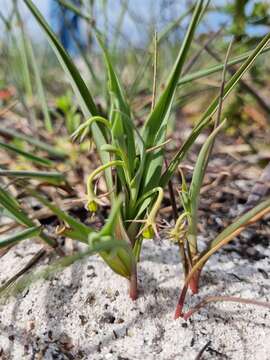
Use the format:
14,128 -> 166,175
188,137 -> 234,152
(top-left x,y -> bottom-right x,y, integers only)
188,269 -> 201,294
129,268 -> 138,300
174,269 -> 202,320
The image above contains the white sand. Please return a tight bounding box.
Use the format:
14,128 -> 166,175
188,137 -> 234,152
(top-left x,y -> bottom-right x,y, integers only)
0,237 -> 269,360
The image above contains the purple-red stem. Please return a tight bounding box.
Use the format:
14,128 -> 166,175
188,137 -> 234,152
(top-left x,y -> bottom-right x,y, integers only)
174,269 -> 202,319
174,284 -> 188,319
182,295 -> 270,320
129,264 -> 138,300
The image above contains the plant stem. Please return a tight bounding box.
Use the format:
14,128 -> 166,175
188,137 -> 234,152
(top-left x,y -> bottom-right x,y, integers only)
129,264 -> 138,300
182,295 -> 270,320
178,242 -> 188,279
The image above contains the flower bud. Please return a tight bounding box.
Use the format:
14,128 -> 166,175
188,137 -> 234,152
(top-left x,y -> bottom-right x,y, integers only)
142,225 -> 154,239
87,200 -> 98,213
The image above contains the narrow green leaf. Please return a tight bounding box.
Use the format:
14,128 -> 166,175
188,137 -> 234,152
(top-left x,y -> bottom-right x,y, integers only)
142,0 -> 206,148
23,0 -> 98,117
189,121 -> 226,218
162,32 -> 270,186
57,0 -> 92,21
26,36 -> 53,132
140,0 -> 206,194
178,45 -> 270,86
129,6 -> 193,96
210,198 -> 270,250
0,127 -> 66,159
0,239 -> 131,302
16,19 -> 33,99
185,198 -> 270,284
99,195 -> 123,236
0,186 -> 34,228
29,190 -> 92,242
88,195 -> 134,278
23,0 -> 112,190
96,34 -> 136,176
0,226 -> 41,248
0,140 -> 52,167
0,186 -> 55,247
0,170 -> 65,185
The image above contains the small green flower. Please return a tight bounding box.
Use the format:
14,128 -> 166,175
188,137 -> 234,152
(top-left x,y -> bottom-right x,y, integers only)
87,200 -> 98,213
142,225 -> 155,239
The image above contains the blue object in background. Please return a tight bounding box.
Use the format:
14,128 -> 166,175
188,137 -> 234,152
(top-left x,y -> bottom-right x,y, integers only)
50,0 -> 83,55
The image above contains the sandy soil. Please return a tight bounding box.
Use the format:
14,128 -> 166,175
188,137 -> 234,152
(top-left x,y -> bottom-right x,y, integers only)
0,236 -> 269,360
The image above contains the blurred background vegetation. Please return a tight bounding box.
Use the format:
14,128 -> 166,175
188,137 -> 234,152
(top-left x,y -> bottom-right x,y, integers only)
0,0 -> 269,170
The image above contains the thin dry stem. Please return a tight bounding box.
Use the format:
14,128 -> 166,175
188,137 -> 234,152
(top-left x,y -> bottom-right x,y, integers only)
183,296 -> 270,320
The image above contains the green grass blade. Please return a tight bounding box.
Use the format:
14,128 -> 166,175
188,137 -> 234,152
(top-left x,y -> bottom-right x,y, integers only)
0,248 -> 93,302
50,1 -> 99,86
89,195 -> 134,278
129,6 -> 193,96
210,198 -> 270,251
29,190 -> 92,242
17,24 -> 33,100
158,7 -> 194,42
142,0 -> 206,147
57,0 -> 92,21
189,121 -> 226,215
22,0 -> 98,118
0,239 -> 131,302
23,0 -> 112,190
0,185 -> 20,210
186,121 -> 226,256
0,170 -> 65,185
26,36 -> 52,132
0,186 -> 56,247
96,34 -> 136,176
0,127 -> 67,159
162,32 -> 270,186
0,226 -> 41,248
99,195 -> 123,236
178,45 -> 270,86
112,0 -> 128,51
185,198 -> 270,284
0,186 -> 34,228
0,140 -> 52,167
140,0 -> 206,192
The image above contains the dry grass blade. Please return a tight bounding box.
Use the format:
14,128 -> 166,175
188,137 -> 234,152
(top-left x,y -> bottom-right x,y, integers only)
194,340 -> 211,360
183,296 -> 270,320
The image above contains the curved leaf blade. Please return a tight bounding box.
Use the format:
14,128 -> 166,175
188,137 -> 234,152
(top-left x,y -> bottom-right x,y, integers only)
162,32 -> 270,186
23,0 -> 98,117
0,140 -> 52,167
0,226 -> 41,249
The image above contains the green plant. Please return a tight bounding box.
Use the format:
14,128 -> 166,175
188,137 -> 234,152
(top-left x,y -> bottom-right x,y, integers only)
1,0 -> 269,316
0,1 -> 52,131
225,0 -> 270,40
21,0 -> 209,300
170,42 -> 270,318
19,0 -> 270,298
56,91 -> 82,134
174,196 -> 270,319
0,194 -> 136,301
